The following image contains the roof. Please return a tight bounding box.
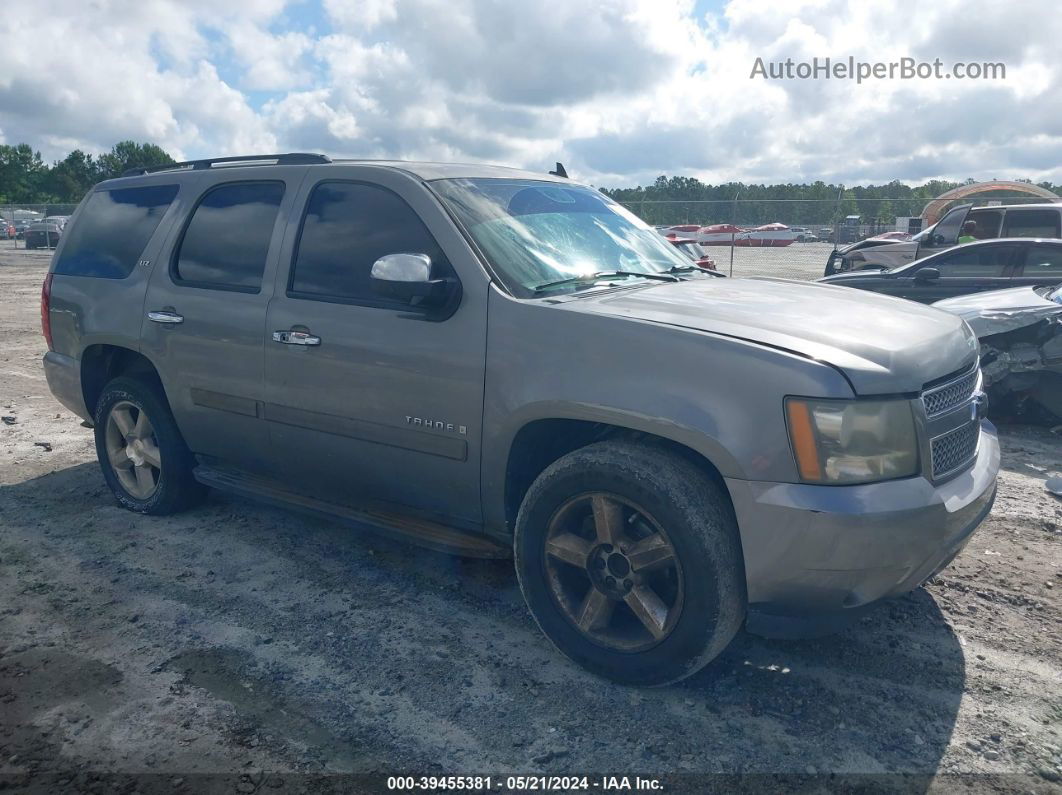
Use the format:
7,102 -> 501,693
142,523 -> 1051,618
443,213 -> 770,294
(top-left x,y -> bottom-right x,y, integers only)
966,202 -> 1062,211
105,152 -> 574,187
950,237 -> 1062,246
335,159 -> 573,183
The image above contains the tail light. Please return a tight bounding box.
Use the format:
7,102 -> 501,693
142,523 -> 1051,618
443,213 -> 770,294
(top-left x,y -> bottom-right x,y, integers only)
41,273 -> 54,350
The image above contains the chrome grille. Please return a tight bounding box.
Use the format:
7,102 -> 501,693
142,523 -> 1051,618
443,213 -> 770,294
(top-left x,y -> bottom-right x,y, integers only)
931,422 -> 980,479
922,367 -> 979,417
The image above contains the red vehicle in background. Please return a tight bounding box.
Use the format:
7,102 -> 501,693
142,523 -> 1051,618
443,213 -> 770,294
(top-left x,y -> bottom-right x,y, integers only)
666,236 -> 716,270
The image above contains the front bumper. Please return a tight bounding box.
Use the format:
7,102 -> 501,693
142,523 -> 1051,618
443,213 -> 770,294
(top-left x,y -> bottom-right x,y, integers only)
726,421 -> 999,635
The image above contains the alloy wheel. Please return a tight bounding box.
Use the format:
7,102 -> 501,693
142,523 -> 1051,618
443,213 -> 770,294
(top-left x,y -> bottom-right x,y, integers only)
543,492 -> 684,652
104,400 -> 162,500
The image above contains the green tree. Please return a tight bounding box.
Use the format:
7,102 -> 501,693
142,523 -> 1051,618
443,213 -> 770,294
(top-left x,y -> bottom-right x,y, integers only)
0,144 -> 48,203
44,149 -> 101,202
96,141 -> 175,181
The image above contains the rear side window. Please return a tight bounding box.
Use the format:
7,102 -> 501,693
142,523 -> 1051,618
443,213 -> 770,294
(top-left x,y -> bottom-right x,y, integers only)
289,182 -> 451,307
1002,209 -> 1061,238
965,209 -> 1002,239
173,181 -> 284,291
1022,244 -> 1062,278
53,184 -> 178,278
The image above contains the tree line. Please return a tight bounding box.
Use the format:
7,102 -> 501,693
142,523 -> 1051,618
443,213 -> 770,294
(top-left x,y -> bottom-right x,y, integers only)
0,142 -> 175,205
2,141 -> 1058,226
604,175 -> 1062,226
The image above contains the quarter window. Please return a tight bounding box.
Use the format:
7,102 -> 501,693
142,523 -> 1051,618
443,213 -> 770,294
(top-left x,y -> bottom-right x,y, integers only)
54,184 -> 178,278
1002,209 -> 1061,238
289,182 -> 451,307
174,182 -> 285,291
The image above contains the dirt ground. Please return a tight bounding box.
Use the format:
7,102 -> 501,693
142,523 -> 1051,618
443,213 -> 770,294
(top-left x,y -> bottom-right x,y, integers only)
0,243 -> 1060,792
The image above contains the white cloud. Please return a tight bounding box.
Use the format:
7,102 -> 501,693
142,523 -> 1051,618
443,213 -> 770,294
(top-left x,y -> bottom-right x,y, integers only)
0,0 -> 1059,187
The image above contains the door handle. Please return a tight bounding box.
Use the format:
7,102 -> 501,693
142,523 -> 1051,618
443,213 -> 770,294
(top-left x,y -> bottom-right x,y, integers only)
147,310 -> 184,324
272,330 -> 321,346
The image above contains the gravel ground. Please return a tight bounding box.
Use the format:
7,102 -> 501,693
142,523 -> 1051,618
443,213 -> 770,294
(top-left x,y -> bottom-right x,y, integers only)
0,244 -> 1060,792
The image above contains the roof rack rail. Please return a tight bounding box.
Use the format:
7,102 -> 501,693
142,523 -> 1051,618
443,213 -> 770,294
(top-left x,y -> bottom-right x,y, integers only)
121,152 -> 332,178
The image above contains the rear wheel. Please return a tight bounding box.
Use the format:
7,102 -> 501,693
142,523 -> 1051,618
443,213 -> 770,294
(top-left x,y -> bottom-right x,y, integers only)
514,440 -> 746,686
93,376 -> 205,515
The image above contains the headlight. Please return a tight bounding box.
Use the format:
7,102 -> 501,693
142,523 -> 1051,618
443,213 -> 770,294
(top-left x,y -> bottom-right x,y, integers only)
785,397 -> 919,484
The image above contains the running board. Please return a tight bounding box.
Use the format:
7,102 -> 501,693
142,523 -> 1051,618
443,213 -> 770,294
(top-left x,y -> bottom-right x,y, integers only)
193,465 -> 510,559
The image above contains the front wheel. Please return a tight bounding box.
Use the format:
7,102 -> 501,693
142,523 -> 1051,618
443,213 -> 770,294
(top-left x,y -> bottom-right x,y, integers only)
514,440 -> 746,686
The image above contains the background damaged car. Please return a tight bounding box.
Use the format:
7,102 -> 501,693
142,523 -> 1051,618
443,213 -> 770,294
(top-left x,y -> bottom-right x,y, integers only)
935,284 -> 1062,424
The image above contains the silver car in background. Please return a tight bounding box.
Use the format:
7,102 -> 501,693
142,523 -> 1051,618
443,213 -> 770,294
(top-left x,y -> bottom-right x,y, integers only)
827,203 -> 1062,274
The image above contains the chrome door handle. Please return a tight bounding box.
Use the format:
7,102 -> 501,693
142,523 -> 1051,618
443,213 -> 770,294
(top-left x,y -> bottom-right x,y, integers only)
147,310 -> 184,324
272,330 -> 321,346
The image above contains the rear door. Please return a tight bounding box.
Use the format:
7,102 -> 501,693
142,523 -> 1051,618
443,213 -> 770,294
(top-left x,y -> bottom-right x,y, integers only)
262,168 -> 488,526
891,243 -> 1021,302
141,169 -> 306,476
1014,243 -> 1062,288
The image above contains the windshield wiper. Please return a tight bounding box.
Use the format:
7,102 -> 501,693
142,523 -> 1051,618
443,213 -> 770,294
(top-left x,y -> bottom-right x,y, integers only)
665,264 -> 700,274
532,270 -> 679,294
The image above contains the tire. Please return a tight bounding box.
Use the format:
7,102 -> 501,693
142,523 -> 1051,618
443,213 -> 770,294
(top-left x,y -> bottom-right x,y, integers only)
514,440 -> 746,686
93,376 -> 205,515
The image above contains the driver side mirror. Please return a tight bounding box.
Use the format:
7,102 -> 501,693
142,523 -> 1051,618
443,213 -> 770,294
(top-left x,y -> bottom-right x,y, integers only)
915,267 -> 940,282
370,253 -> 455,307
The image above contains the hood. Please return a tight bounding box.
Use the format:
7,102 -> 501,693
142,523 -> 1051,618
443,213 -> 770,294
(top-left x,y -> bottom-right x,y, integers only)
934,286 -> 1062,336
838,238 -> 904,254
575,278 -> 978,395
838,239 -> 917,261
818,268 -> 888,284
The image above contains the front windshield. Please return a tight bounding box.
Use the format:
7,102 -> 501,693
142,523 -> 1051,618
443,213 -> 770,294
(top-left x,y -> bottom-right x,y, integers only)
432,178 -> 695,295
675,242 -> 701,259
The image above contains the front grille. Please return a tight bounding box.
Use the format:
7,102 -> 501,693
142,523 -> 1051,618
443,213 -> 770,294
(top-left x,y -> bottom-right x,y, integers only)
931,422 -> 980,479
922,366 -> 979,417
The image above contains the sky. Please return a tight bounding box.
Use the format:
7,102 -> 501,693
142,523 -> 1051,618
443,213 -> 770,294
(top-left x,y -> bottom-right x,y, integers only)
0,0 -> 1059,188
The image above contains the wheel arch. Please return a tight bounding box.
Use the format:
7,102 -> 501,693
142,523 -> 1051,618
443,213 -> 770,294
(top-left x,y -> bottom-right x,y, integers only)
500,413 -> 740,535
80,344 -> 168,421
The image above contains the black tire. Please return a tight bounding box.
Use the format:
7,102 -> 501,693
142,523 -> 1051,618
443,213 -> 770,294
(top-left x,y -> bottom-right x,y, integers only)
514,440 -> 746,686
93,376 -> 205,515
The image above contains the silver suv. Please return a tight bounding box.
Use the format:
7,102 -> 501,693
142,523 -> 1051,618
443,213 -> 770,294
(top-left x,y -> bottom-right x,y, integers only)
827,202 -> 1062,274
42,153 -> 999,685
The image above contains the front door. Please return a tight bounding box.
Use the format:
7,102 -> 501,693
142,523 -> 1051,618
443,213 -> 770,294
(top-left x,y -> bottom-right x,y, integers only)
915,204 -> 970,259
141,171 -> 305,475
262,170 -> 487,526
